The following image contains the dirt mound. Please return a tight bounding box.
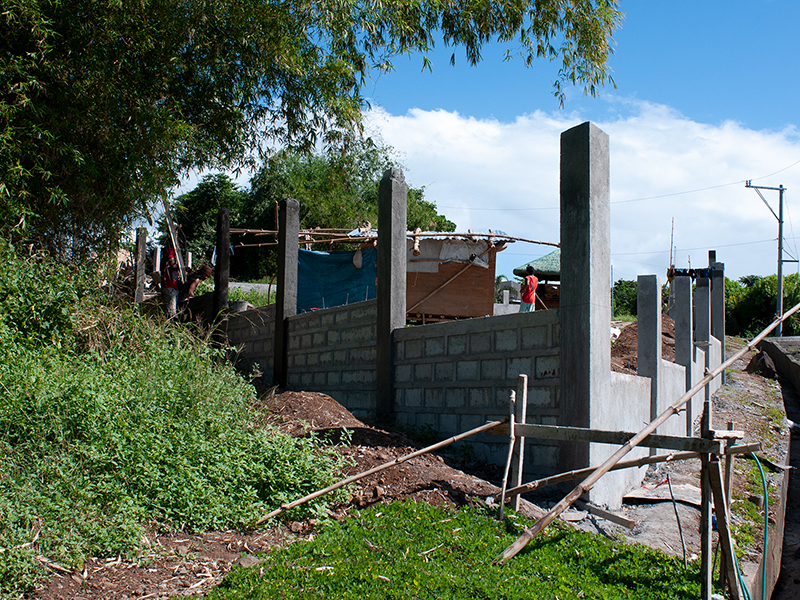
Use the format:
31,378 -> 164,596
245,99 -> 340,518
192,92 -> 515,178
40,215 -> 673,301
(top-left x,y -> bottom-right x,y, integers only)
611,314 -> 676,374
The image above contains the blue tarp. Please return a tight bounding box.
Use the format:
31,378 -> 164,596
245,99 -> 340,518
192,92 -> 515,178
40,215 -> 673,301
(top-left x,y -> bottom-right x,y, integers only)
297,247 -> 377,312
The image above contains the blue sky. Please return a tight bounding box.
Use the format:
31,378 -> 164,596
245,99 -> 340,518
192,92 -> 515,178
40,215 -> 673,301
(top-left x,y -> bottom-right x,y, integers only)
180,1 -> 800,283
359,1 -> 800,282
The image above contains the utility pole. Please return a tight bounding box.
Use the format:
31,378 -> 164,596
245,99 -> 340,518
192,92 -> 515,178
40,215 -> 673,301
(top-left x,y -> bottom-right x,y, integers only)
745,181 -> 792,335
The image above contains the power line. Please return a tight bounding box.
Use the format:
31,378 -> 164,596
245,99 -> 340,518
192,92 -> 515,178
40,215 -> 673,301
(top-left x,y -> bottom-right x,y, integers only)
436,157 -> 800,211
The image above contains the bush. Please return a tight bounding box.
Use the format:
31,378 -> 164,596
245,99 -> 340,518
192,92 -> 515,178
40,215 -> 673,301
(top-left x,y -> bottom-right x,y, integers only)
0,242 -> 348,595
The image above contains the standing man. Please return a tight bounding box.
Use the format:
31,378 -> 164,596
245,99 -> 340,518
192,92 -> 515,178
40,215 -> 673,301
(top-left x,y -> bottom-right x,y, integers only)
520,265 -> 538,312
160,248 -> 182,317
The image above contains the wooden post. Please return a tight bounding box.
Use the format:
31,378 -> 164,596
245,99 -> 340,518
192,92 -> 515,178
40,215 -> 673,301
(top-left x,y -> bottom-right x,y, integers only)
499,392 -> 516,521
700,394 -> 714,599
709,459 -> 742,599
511,375 -> 528,512
719,421 -> 736,590
213,208 -> 230,317
134,227 -> 147,303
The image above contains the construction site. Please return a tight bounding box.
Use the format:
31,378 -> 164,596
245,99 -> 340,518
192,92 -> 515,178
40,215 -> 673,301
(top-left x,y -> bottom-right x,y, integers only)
47,122 -> 800,600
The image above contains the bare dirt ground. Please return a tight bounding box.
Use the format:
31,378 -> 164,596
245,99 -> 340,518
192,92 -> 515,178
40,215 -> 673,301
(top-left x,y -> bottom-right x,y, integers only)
32,325 -> 794,599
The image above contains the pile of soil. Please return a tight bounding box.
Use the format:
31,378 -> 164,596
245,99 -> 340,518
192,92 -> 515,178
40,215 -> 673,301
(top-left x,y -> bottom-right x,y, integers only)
33,332 -> 794,600
611,313 -> 676,374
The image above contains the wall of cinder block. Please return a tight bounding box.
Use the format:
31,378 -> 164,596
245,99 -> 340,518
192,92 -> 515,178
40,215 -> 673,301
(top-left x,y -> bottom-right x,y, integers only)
223,305 -> 276,379
285,300 -> 378,418
393,308 -> 561,477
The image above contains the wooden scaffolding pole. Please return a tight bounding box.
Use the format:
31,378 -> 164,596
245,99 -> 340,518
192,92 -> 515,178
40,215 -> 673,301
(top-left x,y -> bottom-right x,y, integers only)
494,300 -> 800,564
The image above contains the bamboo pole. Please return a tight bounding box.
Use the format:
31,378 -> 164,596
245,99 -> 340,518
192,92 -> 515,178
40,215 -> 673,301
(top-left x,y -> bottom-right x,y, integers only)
494,301 -> 800,564
503,443 -> 761,500
255,418 -> 507,525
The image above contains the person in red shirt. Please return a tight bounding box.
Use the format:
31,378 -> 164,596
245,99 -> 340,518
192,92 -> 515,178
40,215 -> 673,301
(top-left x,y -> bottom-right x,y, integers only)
520,265 -> 538,312
160,248 -> 182,317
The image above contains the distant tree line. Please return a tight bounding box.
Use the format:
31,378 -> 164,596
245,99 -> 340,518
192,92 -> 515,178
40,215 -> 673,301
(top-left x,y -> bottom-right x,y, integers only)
611,275 -> 800,336
164,140 -> 455,281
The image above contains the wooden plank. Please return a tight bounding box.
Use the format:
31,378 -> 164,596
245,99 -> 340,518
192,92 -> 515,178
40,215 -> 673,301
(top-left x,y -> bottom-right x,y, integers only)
709,459 -> 742,599
406,249 -> 496,318
574,499 -> 636,529
489,422 -> 723,454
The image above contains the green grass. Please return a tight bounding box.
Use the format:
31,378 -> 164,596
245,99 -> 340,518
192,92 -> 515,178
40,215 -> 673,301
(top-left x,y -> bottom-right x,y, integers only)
208,502 -> 703,600
0,243 -> 348,596
195,279 -> 275,307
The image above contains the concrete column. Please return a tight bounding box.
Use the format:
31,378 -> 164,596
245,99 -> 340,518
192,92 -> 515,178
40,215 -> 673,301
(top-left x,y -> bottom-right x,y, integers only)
274,199 -> 299,388
376,168 -> 407,422
672,276 -> 693,433
637,275 -> 661,429
710,251 -> 726,384
213,208 -> 230,317
695,278 -> 711,351
559,122 -> 611,470
134,227 -> 147,303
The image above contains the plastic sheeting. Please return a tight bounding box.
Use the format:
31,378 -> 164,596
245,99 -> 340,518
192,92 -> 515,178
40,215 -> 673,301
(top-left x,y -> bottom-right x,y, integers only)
297,246 -> 377,312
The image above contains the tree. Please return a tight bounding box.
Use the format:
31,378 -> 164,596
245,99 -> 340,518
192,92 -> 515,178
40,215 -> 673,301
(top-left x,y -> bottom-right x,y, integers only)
222,139 -> 454,280
164,174 -> 248,264
612,279 -> 637,317
2,0 -> 621,259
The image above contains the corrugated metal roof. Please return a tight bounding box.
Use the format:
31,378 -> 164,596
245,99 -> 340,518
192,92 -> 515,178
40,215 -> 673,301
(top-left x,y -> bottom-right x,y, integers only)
513,249 -> 560,280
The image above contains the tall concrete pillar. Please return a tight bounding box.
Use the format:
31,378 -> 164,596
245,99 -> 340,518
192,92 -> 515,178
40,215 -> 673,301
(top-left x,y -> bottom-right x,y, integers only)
695,277 -> 712,430
673,275 -> 694,433
559,122 -> 611,470
274,199 -> 299,388
134,228 -> 147,303
637,275 -> 661,430
709,251 -> 726,384
376,168 -> 407,422
213,208 -> 230,317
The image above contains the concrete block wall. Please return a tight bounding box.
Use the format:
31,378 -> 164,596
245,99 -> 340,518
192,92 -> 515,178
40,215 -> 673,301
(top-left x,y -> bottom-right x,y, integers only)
223,305 -> 276,379
393,309 -> 560,478
285,299 -> 378,419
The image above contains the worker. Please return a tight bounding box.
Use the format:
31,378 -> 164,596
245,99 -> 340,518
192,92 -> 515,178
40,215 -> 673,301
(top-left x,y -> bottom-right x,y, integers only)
160,248 -> 182,317
179,265 -> 213,303
520,265 -> 538,312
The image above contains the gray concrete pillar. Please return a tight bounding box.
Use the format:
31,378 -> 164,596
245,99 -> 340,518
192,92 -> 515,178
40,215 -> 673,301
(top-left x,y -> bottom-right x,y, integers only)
672,276 -> 693,433
213,208 -> 230,317
637,275 -> 661,427
559,122 -> 611,470
710,252 -> 726,384
695,278 -> 711,350
274,199 -> 299,388
376,168 -> 407,422
134,227 -> 147,303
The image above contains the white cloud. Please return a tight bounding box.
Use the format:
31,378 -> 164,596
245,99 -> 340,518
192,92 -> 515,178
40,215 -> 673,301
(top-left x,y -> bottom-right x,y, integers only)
365,100 -> 800,282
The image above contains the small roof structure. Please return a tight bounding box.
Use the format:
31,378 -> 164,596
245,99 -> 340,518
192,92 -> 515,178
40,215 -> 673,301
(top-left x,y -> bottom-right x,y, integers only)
513,249 -> 561,281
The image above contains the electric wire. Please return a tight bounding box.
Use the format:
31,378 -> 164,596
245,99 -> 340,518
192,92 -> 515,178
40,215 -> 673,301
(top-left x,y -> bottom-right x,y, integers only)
437,157 -> 800,212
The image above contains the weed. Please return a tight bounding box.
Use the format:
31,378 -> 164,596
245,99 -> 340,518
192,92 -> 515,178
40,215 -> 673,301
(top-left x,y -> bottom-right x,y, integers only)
0,242 -> 348,595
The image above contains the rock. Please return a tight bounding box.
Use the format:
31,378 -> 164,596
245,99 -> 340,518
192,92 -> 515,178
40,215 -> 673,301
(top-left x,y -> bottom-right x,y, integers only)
745,351 -> 777,378
236,555 -> 261,568
373,486 -> 385,499
290,521 -> 303,533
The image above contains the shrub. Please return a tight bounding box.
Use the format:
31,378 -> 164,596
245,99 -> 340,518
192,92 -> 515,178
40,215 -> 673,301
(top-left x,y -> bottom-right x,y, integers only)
0,242 -> 348,595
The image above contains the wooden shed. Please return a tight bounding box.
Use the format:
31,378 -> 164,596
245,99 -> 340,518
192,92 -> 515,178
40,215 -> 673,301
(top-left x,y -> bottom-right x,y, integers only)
405,235 -> 508,323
